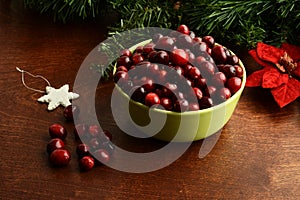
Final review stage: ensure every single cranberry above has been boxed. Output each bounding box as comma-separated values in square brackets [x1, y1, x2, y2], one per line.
[93, 149, 110, 164]
[145, 92, 160, 107]
[130, 86, 147, 103]
[120, 49, 132, 58]
[193, 42, 208, 54]
[152, 33, 163, 43]
[205, 86, 217, 97]
[89, 138, 101, 151]
[116, 66, 128, 73]
[170, 49, 189, 66]
[156, 51, 169, 65]
[218, 87, 231, 100]
[155, 36, 175, 51]
[212, 72, 227, 87]
[188, 67, 201, 80]
[134, 46, 144, 53]
[76, 143, 90, 159]
[174, 99, 189, 112]
[211, 45, 227, 64]
[192, 87, 203, 100]
[148, 51, 158, 63]
[177, 24, 190, 35]
[176, 34, 193, 49]
[195, 78, 207, 89]
[234, 65, 244, 78]
[183, 64, 193, 73]
[74, 124, 88, 140]
[49, 149, 71, 167]
[207, 48, 212, 55]
[63, 104, 80, 121]
[79, 156, 94, 171]
[113, 71, 128, 84]
[49, 124, 67, 140]
[199, 97, 213, 109]
[88, 125, 101, 137]
[47, 138, 65, 155]
[132, 53, 144, 65]
[160, 97, 173, 111]
[143, 43, 155, 54]
[227, 55, 239, 65]
[187, 51, 195, 63]
[202, 36, 215, 48]
[116, 56, 131, 68]
[227, 77, 242, 94]
[222, 65, 236, 78]
[199, 61, 215, 77]
[140, 77, 155, 92]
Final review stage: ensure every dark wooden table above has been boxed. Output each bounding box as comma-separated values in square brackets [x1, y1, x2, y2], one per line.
[1, 1, 300, 199]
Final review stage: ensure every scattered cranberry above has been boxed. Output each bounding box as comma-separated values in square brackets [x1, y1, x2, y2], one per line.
[49, 123, 67, 140]
[177, 24, 190, 35]
[93, 149, 110, 164]
[145, 92, 160, 107]
[49, 149, 71, 167]
[47, 138, 65, 155]
[79, 156, 94, 171]
[63, 104, 79, 121]
[76, 143, 90, 159]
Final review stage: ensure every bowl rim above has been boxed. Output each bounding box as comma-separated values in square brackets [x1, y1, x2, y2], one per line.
[113, 40, 246, 116]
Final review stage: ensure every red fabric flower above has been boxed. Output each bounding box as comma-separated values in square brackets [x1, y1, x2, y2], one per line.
[246, 42, 300, 107]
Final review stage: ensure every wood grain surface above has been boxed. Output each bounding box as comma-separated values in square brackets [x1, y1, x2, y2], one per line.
[1, 1, 300, 199]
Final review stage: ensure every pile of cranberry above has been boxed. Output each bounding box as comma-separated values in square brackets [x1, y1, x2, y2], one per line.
[113, 25, 244, 112]
[46, 105, 114, 171]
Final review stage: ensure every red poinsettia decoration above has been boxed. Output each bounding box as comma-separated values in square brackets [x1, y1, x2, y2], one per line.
[246, 42, 300, 107]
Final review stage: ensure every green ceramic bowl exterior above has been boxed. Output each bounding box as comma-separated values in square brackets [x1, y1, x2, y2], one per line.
[113, 40, 246, 142]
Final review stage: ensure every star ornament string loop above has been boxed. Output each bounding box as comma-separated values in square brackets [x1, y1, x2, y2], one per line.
[16, 67, 79, 111]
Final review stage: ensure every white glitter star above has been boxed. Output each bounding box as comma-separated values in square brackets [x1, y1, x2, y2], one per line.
[37, 84, 79, 111]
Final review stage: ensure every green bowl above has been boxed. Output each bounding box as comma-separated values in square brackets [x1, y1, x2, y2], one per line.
[113, 40, 246, 142]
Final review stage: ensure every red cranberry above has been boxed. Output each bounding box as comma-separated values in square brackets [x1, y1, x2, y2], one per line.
[189, 31, 195, 39]
[199, 97, 213, 109]
[177, 24, 190, 35]
[156, 51, 169, 65]
[148, 51, 158, 62]
[160, 97, 173, 111]
[63, 104, 79, 121]
[193, 42, 208, 53]
[234, 65, 244, 78]
[141, 77, 155, 92]
[202, 36, 215, 48]
[93, 149, 110, 164]
[117, 56, 131, 68]
[227, 55, 239, 65]
[120, 49, 132, 58]
[188, 67, 201, 80]
[193, 87, 203, 100]
[222, 65, 236, 78]
[49, 149, 71, 167]
[134, 46, 144, 53]
[227, 77, 242, 94]
[212, 72, 227, 87]
[76, 143, 90, 158]
[212, 45, 227, 64]
[130, 86, 147, 103]
[145, 92, 160, 107]
[88, 125, 100, 137]
[152, 33, 163, 43]
[143, 43, 155, 54]
[155, 36, 175, 51]
[195, 78, 207, 89]
[47, 138, 65, 155]
[74, 124, 88, 140]
[116, 66, 128, 73]
[113, 71, 128, 84]
[132, 53, 144, 65]
[199, 61, 215, 77]
[176, 34, 193, 49]
[79, 156, 94, 172]
[49, 124, 67, 140]
[162, 83, 178, 97]
[218, 87, 231, 100]
[205, 86, 217, 97]
[174, 99, 189, 112]
[170, 49, 189, 66]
